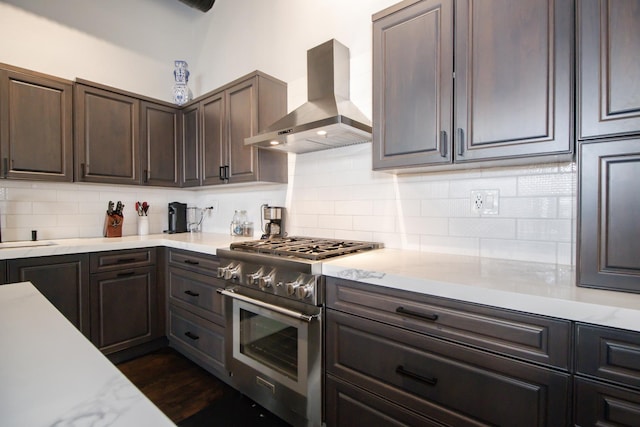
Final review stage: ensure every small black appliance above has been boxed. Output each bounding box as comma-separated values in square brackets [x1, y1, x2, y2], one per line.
[167, 202, 188, 233]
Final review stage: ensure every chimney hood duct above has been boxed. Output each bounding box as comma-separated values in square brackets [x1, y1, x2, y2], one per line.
[245, 39, 372, 154]
[178, 0, 215, 12]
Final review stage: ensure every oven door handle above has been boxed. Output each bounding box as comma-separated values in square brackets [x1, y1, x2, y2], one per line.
[217, 288, 319, 322]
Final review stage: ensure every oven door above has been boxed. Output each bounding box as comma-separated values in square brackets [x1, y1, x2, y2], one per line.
[219, 288, 322, 426]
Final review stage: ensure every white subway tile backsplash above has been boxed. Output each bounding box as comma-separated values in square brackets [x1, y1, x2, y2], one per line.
[420, 235, 480, 256]
[517, 219, 572, 242]
[318, 215, 352, 230]
[0, 145, 577, 267]
[449, 218, 517, 239]
[480, 239, 558, 264]
[518, 173, 575, 196]
[499, 197, 558, 218]
[449, 176, 518, 198]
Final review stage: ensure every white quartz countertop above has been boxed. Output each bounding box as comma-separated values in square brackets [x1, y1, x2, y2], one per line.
[0, 282, 175, 427]
[322, 248, 640, 333]
[0, 232, 251, 259]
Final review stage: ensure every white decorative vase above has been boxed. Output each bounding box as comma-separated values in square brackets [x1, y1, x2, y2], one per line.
[172, 60, 192, 106]
[137, 216, 149, 236]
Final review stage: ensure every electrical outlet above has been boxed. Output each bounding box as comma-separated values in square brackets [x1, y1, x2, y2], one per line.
[471, 190, 499, 215]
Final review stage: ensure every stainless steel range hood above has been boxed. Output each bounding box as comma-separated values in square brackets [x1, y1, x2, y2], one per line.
[245, 39, 372, 154]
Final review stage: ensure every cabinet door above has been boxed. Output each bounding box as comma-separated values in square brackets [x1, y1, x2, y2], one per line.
[578, 0, 640, 140]
[226, 78, 258, 184]
[181, 103, 201, 187]
[201, 91, 225, 185]
[75, 84, 140, 185]
[454, 0, 573, 162]
[574, 377, 640, 427]
[578, 139, 640, 292]
[90, 266, 158, 354]
[0, 68, 73, 181]
[8, 255, 90, 337]
[141, 101, 180, 187]
[372, 0, 454, 170]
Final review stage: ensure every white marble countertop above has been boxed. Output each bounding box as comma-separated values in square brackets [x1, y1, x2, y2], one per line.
[0, 232, 251, 260]
[322, 248, 640, 333]
[0, 282, 175, 427]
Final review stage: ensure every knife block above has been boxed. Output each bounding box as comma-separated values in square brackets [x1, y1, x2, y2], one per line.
[103, 214, 123, 238]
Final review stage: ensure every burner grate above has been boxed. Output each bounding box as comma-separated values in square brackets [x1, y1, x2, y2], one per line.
[230, 237, 382, 260]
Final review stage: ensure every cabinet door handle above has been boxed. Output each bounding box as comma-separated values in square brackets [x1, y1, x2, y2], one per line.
[184, 331, 200, 340]
[2, 157, 7, 178]
[143, 169, 149, 183]
[396, 365, 438, 386]
[184, 290, 200, 297]
[184, 259, 200, 265]
[457, 128, 465, 156]
[440, 131, 448, 158]
[117, 271, 135, 277]
[219, 166, 225, 181]
[224, 165, 230, 181]
[396, 306, 438, 322]
[116, 258, 137, 263]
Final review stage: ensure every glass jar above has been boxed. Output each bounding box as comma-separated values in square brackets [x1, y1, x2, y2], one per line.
[242, 221, 254, 237]
[230, 210, 247, 236]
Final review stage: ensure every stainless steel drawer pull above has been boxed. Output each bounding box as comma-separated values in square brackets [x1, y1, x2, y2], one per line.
[184, 290, 200, 297]
[117, 271, 135, 277]
[184, 259, 200, 265]
[184, 331, 199, 340]
[116, 258, 137, 263]
[396, 365, 438, 386]
[396, 306, 438, 322]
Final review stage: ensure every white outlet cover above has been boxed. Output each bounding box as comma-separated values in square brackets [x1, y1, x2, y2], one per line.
[471, 190, 499, 215]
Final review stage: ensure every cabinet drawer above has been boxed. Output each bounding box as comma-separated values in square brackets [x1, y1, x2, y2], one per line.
[326, 278, 571, 369]
[168, 267, 225, 324]
[326, 374, 445, 427]
[90, 248, 156, 272]
[326, 309, 570, 427]
[576, 324, 640, 390]
[574, 377, 640, 426]
[168, 249, 220, 276]
[169, 306, 225, 374]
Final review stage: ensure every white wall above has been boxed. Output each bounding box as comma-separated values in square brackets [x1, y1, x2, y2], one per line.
[0, 0, 576, 265]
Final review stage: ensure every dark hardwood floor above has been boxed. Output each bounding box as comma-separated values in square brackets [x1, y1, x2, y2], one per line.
[116, 347, 291, 426]
[116, 347, 227, 423]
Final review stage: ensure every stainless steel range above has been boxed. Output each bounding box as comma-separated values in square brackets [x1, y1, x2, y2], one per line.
[216, 237, 382, 427]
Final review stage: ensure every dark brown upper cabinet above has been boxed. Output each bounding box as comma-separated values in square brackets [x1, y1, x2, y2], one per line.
[141, 101, 181, 187]
[189, 71, 288, 186]
[578, 139, 640, 293]
[74, 81, 141, 185]
[578, 0, 640, 141]
[373, 0, 574, 172]
[181, 102, 201, 187]
[0, 64, 73, 181]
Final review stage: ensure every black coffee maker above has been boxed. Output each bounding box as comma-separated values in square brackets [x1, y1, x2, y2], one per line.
[167, 202, 188, 233]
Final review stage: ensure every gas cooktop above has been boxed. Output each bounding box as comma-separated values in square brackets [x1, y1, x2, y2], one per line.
[229, 236, 383, 261]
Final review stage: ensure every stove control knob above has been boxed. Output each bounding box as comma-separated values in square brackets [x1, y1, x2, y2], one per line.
[246, 270, 263, 286]
[258, 275, 273, 290]
[224, 265, 240, 281]
[285, 281, 300, 296]
[216, 266, 227, 279]
[296, 284, 314, 300]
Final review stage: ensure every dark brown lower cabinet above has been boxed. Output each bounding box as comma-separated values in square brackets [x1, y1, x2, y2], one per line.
[326, 375, 445, 427]
[574, 323, 640, 426]
[166, 249, 228, 381]
[326, 309, 570, 426]
[8, 254, 90, 337]
[90, 266, 159, 354]
[574, 378, 640, 426]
